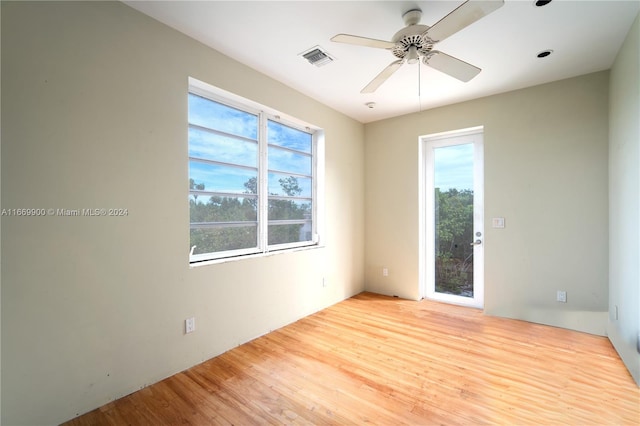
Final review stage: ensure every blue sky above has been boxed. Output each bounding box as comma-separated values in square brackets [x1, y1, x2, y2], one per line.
[189, 127, 257, 168]
[267, 120, 312, 153]
[189, 160, 256, 194]
[434, 143, 474, 191]
[190, 93, 474, 198]
[189, 94, 257, 140]
[189, 94, 313, 198]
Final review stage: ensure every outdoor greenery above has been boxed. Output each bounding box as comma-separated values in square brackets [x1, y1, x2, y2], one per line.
[435, 188, 474, 296]
[189, 176, 311, 256]
[190, 179, 471, 290]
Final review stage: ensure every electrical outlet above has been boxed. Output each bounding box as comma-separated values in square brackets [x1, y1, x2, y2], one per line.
[185, 317, 196, 334]
[382, 268, 389, 277]
[556, 290, 567, 303]
[322, 277, 327, 287]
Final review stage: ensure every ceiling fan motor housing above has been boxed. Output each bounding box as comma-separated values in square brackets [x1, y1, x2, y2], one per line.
[391, 17, 434, 61]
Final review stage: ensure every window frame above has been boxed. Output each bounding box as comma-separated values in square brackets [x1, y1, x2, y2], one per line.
[188, 77, 323, 264]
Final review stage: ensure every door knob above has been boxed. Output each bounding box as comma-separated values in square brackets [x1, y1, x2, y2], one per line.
[470, 239, 482, 246]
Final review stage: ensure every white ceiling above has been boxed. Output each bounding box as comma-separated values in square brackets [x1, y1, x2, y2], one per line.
[125, 0, 639, 123]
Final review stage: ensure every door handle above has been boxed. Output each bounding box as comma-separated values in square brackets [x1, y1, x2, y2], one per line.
[470, 239, 482, 246]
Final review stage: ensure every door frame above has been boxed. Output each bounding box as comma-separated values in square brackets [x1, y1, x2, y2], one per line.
[419, 126, 484, 308]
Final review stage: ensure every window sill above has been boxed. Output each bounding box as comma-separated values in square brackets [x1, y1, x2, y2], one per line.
[189, 243, 325, 268]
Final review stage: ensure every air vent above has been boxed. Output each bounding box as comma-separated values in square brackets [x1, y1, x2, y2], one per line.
[300, 46, 334, 67]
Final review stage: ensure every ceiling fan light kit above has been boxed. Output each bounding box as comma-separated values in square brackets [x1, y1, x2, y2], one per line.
[330, 0, 505, 93]
[406, 45, 420, 65]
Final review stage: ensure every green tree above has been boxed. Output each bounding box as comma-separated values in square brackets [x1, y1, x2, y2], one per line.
[435, 188, 474, 295]
[190, 175, 311, 255]
[189, 178, 205, 202]
[269, 176, 308, 245]
[190, 178, 257, 255]
[278, 176, 302, 197]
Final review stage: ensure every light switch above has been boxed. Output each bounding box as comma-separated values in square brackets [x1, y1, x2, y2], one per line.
[492, 217, 505, 228]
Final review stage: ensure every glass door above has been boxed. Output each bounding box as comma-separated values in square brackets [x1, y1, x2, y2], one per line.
[422, 128, 484, 308]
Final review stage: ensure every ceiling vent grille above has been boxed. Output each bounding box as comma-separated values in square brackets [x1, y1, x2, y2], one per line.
[301, 46, 334, 67]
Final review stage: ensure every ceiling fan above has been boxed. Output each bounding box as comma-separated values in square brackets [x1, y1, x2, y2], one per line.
[330, 0, 504, 93]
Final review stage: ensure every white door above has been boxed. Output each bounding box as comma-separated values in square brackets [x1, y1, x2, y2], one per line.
[421, 127, 484, 308]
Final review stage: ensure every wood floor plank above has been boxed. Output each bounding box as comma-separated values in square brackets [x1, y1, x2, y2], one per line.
[64, 292, 639, 425]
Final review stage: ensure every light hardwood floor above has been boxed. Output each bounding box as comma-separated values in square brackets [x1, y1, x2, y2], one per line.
[65, 292, 639, 425]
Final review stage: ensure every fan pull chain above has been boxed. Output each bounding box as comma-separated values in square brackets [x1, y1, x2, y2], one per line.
[418, 59, 423, 112]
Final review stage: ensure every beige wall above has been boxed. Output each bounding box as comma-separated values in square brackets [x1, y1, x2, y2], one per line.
[364, 71, 610, 334]
[0, 2, 364, 424]
[2, 1, 637, 424]
[608, 12, 640, 385]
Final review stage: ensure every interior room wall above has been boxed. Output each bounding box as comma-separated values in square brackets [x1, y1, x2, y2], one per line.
[608, 12, 640, 386]
[364, 71, 610, 335]
[0, 2, 365, 424]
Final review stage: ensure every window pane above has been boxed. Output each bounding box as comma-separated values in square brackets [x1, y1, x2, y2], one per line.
[189, 127, 257, 168]
[434, 143, 474, 297]
[268, 224, 312, 245]
[267, 173, 311, 197]
[189, 94, 257, 140]
[268, 199, 311, 221]
[188, 82, 319, 262]
[189, 161, 257, 194]
[190, 195, 257, 223]
[434, 143, 474, 191]
[190, 226, 257, 254]
[268, 120, 312, 153]
[268, 146, 311, 175]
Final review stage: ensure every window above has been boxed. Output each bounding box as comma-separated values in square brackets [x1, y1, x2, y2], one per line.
[188, 78, 322, 263]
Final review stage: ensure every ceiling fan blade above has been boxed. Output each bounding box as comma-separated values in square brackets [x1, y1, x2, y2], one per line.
[361, 60, 404, 93]
[424, 51, 481, 82]
[331, 34, 395, 50]
[424, 0, 504, 43]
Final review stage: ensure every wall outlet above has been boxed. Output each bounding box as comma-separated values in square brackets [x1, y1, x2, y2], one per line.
[556, 290, 567, 303]
[185, 317, 196, 334]
[322, 277, 327, 287]
[382, 268, 389, 277]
